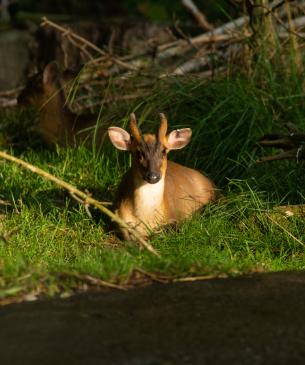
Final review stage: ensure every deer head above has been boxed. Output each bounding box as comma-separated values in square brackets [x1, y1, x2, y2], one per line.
[18, 61, 75, 109]
[108, 113, 192, 184]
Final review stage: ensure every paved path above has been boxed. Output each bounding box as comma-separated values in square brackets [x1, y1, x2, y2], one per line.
[2, 271, 305, 364]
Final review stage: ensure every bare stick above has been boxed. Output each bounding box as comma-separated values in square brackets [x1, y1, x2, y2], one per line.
[0, 97, 17, 108]
[164, 53, 213, 77]
[0, 199, 11, 206]
[66, 34, 94, 60]
[266, 213, 305, 247]
[41, 17, 139, 72]
[182, 0, 214, 31]
[0, 87, 23, 97]
[66, 272, 127, 290]
[41, 17, 106, 57]
[256, 150, 298, 163]
[157, 28, 246, 60]
[69, 191, 93, 218]
[157, 0, 288, 60]
[273, 204, 305, 217]
[173, 274, 227, 282]
[0, 151, 159, 256]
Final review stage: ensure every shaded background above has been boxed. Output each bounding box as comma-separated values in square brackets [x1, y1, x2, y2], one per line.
[6, 0, 237, 22]
[0, 0, 239, 88]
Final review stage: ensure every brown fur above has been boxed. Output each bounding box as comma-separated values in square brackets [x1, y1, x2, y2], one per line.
[115, 160, 216, 240]
[109, 120, 217, 240]
[18, 63, 107, 148]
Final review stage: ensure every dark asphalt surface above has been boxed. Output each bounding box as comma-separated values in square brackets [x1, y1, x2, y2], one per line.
[2, 271, 305, 364]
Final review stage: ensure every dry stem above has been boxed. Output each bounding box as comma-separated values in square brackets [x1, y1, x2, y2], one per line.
[0, 98, 17, 108]
[41, 17, 106, 57]
[266, 213, 305, 247]
[41, 17, 139, 72]
[181, 0, 214, 32]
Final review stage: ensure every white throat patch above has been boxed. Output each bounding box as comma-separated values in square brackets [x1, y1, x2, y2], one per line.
[134, 178, 165, 228]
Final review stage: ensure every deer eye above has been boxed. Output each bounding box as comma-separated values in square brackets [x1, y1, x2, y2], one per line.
[136, 150, 144, 161]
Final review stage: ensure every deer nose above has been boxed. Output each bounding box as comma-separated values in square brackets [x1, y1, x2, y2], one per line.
[145, 172, 161, 184]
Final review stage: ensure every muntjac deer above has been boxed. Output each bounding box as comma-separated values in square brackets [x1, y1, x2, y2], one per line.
[108, 113, 217, 240]
[18, 61, 106, 147]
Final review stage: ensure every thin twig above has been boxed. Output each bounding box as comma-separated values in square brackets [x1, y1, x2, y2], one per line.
[66, 34, 94, 60]
[173, 20, 201, 52]
[132, 268, 171, 283]
[0, 199, 11, 206]
[41, 17, 139, 72]
[0, 98, 17, 108]
[0, 87, 23, 97]
[257, 3, 305, 40]
[182, 0, 214, 32]
[0, 151, 159, 256]
[41, 17, 106, 57]
[70, 273, 127, 290]
[173, 274, 227, 282]
[69, 191, 92, 218]
[0, 227, 19, 244]
[157, 0, 291, 60]
[266, 213, 305, 247]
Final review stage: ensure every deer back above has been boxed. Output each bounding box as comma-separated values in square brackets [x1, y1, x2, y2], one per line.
[164, 161, 216, 221]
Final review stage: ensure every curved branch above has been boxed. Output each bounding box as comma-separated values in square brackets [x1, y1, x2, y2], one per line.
[0, 150, 159, 257]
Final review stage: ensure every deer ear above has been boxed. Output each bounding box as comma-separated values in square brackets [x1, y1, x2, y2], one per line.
[108, 127, 131, 151]
[43, 61, 59, 86]
[166, 128, 192, 150]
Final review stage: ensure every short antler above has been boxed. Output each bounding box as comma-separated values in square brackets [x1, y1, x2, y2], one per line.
[158, 113, 168, 144]
[129, 113, 142, 143]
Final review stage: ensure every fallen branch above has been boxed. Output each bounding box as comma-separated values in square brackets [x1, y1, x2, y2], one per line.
[41, 17, 106, 58]
[0, 199, 11, 206]
[0, 227, 19, 244]
[256, 126, 305, 163]
[0, 150, 159, 256]
[173, 274, 227, 282]
[61, 272, 127, 290]
[158, 0, 293, 61]
[0, 97, 17, 108]
[256, 149, 301, 163]
[41, 14, 243, 78]
[266, 213, 305, 247]
[126, 268, 226, 286]
[157, 22, 247, 60]
[273, 204, 305, 217]
[161, 54, 211, 77]
[182, 0, 214, 32]
[0, 87, 23, 97]
[41, 17, 139, 72]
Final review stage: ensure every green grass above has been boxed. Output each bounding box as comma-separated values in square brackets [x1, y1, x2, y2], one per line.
[1, 71, 305, 299]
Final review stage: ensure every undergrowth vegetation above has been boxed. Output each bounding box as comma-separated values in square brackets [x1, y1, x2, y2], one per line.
[1, 59, 305, 300]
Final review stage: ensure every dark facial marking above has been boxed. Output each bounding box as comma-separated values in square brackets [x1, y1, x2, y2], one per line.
[134, 136, 167, 184]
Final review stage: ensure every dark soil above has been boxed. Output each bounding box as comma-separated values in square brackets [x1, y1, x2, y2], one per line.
[2, 271, 305, 365]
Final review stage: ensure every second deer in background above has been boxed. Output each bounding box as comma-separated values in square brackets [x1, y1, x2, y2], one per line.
[18, 61, 107, 148]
